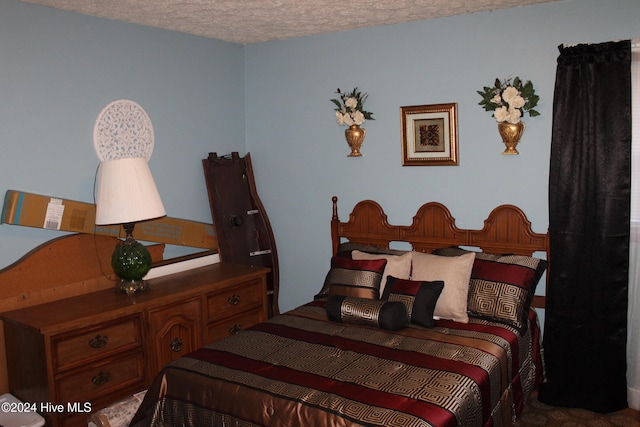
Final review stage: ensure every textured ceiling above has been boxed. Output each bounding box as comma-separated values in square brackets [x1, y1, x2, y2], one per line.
[23, 0, 561, 44]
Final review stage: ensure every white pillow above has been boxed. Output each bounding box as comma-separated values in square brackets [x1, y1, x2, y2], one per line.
[410, 251, 475, 323]
[351, 250, 412, 296]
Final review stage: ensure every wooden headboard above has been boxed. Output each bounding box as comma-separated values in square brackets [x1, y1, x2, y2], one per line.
[330, 197, 549, 307]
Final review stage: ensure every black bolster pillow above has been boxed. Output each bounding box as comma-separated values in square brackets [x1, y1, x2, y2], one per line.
[326, 295, 408, 331]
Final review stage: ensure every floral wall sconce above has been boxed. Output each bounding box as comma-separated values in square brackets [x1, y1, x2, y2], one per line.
[477, 77, 540, 154]
[331, 87, 374, 157]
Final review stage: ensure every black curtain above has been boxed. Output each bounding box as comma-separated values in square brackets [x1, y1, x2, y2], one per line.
[539, 41, 631, 413]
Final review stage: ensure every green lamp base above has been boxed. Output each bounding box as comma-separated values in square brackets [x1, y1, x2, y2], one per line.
[111, 225, 152, 295]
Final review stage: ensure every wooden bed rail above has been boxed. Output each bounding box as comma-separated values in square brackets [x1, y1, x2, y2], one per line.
[331, 197, 549, 308]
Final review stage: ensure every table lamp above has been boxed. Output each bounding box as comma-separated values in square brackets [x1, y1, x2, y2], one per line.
[95, 156, 166, 294]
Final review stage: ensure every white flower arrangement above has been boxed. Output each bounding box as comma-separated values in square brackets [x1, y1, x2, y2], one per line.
[331, 87, 374, 126]
[478, 77, 540, 124]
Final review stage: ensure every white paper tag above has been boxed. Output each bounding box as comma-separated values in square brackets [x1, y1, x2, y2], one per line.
[43, 198, 65, 230]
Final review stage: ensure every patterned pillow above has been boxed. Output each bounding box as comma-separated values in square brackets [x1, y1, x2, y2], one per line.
[315, 256, 387, 299]
[468, 253, 547, 333]
[325, 295, 408, 331]
[410, 251, 476, 323]
[351, 250, 412, 295]
[382, 276, 444, 328]
[433, 247, 547, 333]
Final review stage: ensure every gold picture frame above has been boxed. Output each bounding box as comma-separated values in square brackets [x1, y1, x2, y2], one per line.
[401, 103, 458, 166]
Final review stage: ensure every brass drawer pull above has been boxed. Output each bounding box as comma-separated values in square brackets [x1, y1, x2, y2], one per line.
[229, 324, 242, 335]
[170, 337, 184, 352]
[91, 371, 111, 386]
[88, 334, 109, 349]
[227, 294, 240, 305]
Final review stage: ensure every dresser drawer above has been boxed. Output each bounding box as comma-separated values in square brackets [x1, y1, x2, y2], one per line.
[207, 278, 264, 322]
[52, 315, 143, 372]
[55, 351, 145, 403]
[207, 309, 264, 342]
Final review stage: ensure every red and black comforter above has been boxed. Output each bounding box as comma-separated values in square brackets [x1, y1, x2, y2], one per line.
[130, 301, 543, 427]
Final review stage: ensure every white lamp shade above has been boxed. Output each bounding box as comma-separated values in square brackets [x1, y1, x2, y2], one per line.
[95, 157, 166, 225]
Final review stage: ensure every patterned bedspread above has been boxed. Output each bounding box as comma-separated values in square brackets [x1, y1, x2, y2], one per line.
[130, 301, 543, 427]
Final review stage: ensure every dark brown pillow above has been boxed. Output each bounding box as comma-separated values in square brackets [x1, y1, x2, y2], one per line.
[326, 295, 408, 331]
[382, 276, 444, 328]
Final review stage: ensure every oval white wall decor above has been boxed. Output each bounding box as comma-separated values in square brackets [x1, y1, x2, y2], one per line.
[93, 99, 154, 161]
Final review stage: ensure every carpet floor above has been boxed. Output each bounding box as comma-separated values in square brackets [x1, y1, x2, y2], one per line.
[516, 391, 640, 427]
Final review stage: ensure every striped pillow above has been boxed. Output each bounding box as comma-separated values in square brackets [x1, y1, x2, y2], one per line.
[316, 256, 387, 300]
[468, 253, 547, 333]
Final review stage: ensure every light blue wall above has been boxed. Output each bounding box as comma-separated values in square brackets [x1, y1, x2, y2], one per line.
[244, 0, 640, 313]
[0, 0, 244, 266]
[1, 0, 639, 320]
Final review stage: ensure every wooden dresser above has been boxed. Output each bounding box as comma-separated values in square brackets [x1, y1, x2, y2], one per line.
[2, 261, 269, 427]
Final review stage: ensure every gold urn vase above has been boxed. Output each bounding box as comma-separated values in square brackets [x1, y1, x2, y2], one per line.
[345, 124, 366, 157]
[497, 121, 525, 155]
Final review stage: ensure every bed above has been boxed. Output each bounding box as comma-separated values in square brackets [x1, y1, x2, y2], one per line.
[129, 197, 548, 427]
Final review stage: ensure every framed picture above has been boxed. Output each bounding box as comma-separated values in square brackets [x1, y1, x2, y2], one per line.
[400, 103, 458, 166]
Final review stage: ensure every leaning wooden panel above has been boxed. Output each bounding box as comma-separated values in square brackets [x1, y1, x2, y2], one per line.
[400, 202, 468, 252]
[203, 152, 279, 317]
[468, 205, 548, 256]
[331, 197, 399, 254]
